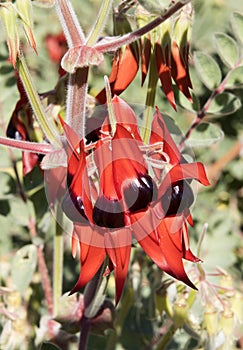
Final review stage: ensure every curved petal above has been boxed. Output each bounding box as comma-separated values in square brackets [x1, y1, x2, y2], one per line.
[104, 229, 132, 304]
[150, 109, 181, 165]
[156, 218, 196, 289]
[171, 41, 192, 102]
[155, 43, 176, 110]
[70, 225, 106, 294]
[96, 45, 139, 105]
[158, 162, 210, 198]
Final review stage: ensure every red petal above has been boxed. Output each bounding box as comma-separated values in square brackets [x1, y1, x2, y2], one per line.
[96, 45, 139, 104]
[111, 96, 142, 142]
[155, 44, 176, 110]
[171, 41, 192, 102]
[150, 108, 181, 164]
[112, 125, 147, 198]
[45, 166, 66, 207]
[158, 162, 210, 198]
[141, 37, 151, 86]
[70, 225, 106, 293]
[104, 229, 132, 304]
[131, 209, 169, 270]
[156, 218, 196, 289]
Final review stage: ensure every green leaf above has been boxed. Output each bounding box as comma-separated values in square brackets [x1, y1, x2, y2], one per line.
[207, 92, 242, 116]
[176, 90, 200, 113]
[11, 244, 37, 295]
[194, 52, 222, 90]
[225, 66, 243, 88]
[214, 32, 239, 68]
[231, 12, 243, 44]
[40, 343, 61, 350]
[188, 122, 224, 147]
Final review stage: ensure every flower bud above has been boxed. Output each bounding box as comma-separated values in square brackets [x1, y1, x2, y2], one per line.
[172, 296, 188, 328]
[204, 307, 218, 336]
[0, 3, 19, 67]
[16, 0, 36, 52]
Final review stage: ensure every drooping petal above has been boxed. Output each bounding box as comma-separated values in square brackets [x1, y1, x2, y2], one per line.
[104, 229, 132, 304]
[156, 217, 196, 289]
[158, 162, 210, 198]
[150, 108, 181, 165]
[155, 43, 176, 110]
[131, 209, 169, 270]
[96, 45, 139, 105]
[171, 41, 192, 102]
[70, 225, 106, 294]
[141, 37, 151, 86]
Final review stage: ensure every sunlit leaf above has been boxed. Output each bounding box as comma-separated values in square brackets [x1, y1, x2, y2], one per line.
[194, 52, 222, 90]
[207, 92, 241, 116]
[11, 244, 37, 295]
[225, 66, 243, 88]
[231, 12, 243, 44]
[188, 122, 224, 147]
[214, 32, 239, 68]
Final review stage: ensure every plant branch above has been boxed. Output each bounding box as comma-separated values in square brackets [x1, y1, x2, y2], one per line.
[179, 59, 243, 150]
[86, 0, 114, 46]
[55, 0, 85, 48]
[0, 136, 53, 153]
[28, 217, 53, 316]
[94, 0, 191, 52]
[53, 204, 64, 317]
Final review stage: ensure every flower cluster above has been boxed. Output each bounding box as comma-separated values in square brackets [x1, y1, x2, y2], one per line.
[58, 96, 209, 303]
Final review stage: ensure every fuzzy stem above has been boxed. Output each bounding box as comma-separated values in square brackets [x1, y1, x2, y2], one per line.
[66, 67, 89, 138]
[17, 54, 61, 148]
[53, 204, 64, 317]
[55, 0, 85, 48]
[0, 136, 53, 153]
[86, 0, 114, 46]
[141, 51, 158, 144]
[95, 0, 191, 52]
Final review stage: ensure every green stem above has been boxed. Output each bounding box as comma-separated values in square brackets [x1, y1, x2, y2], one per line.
[17, 54, 61, 148]
[155, 323, 177, 350]
[106, 286, 134, 350]
[53, 204, 64, 317]
[141, 51, 158, 144]
[86, 0, 114, 46]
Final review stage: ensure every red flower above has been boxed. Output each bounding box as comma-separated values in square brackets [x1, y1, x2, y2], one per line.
[59, 96, 209, 303]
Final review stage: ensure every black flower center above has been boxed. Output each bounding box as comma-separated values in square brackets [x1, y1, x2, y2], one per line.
[61, 190, 88, 223]
[93, 195, 125, 228]
[161, 180, 194, 216]
[123, 174, 158, 213]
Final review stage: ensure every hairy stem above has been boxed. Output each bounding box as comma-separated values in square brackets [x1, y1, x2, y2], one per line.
[86, 0, 114, 46]
[95, 0, 191, 52]
[55, 0, 85, 48]
[0, 136, 53, 153]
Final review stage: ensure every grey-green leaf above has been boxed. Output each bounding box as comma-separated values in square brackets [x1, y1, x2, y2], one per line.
[207, 92, 242, 116]
[188, 122, 224, 147]
[231, 12, 243, 44]
[11, 244, 37, 295]
[225, 66, 243, 88]
[194, 52, 222, 90]
[214, 32, 239, 68]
